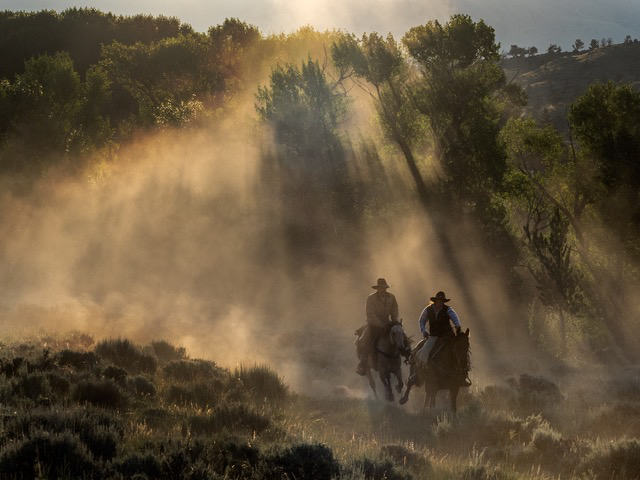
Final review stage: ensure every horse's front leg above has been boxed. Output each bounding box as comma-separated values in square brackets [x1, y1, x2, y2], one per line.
[399, 364, 416, 405]
[365, 368, 378, 399]
[423, 384, 436, 410]
[450, 386, 459, 413]
[394, 367, 404, 393]
[379, 371, 394, 402]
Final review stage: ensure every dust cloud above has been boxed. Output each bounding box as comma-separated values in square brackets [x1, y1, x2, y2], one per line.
[0, 97, 547, 400]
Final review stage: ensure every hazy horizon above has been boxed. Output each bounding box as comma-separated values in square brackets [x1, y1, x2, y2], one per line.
[3, 0, 639, 51]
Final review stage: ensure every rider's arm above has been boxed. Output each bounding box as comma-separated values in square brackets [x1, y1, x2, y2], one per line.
[418, 307, 429, 336]
[390, 294, 399, 322]
[448, 307, 461, 328]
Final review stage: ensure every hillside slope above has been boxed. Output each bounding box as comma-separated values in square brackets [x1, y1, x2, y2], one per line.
[503, 42, 640, 130]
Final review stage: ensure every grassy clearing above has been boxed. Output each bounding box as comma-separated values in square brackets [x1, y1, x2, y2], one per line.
[0, 332, 638, 479]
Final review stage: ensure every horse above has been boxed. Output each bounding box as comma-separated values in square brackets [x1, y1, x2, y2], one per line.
[363, 320, 412, 402]
[399, 328, 470, 413]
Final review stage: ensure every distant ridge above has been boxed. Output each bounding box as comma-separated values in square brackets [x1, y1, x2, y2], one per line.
[502, 42, 640, 131]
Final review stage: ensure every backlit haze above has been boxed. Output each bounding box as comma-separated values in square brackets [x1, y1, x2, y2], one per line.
[4, 0, 640, 51]
[1, 0, 638, 399]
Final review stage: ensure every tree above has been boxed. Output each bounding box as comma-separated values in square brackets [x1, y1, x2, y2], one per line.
[256, 57, 345, 159]
[624, 35, 633, 44]
[524, 208, 584, 356]
[255, 57, 355, 256]
[527, 46, 538, 56]
[331, 32, 427, 201]
[569, 82, 640, 192]
[0, 51, 83, 170]
[508, 44, 528, 57]
[572, 39, 584, 52]
[0, 9, 193, 79]
[547, 44, 562, 54]
[589, 39, 599, 51]
[99, 33, 213, 128]
[402, 14, 519, 201]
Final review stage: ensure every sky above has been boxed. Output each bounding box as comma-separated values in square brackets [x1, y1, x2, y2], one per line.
[2, 0, 639, 51]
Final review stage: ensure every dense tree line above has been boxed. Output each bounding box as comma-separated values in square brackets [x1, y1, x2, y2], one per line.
[1, 9, 639, 360]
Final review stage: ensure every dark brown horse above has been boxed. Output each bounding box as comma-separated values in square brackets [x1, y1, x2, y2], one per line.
[399, 328, 470, 412]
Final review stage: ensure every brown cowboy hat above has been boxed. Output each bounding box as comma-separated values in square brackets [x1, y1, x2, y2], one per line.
[430, 291, 450, 302]
[372, 278, 391, 289]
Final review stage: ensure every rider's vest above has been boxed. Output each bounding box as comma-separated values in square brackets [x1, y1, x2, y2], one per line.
[427, 305, 455, 337]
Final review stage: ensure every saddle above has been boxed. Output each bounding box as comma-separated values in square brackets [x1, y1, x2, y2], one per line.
[408, 336, 448, 365]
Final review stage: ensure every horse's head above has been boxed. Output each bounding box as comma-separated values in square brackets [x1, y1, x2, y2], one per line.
[452, 328, 471, 369]
[388, 322, 407, 350]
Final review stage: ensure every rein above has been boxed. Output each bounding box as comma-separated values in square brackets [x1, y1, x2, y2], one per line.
[376, 345, 400, 359]
[375, 325, 404, 359]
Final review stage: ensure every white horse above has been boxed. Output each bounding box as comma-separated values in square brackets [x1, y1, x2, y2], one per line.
[363, 320, 412, 402]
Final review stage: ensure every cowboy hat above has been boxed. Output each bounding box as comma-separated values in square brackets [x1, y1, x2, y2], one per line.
[372, 278, 391, 289]
[430, 291, 450, 302]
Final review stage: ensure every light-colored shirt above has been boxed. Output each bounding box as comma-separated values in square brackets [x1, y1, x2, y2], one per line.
[366, 291, 399, 328]
[419, 304, 461, 335]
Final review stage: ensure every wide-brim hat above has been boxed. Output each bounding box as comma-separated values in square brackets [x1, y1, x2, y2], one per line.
[430, 291, 450, 302]
[372, 278, 391, 289]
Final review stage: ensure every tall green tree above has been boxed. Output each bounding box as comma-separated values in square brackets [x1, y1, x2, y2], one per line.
[525, 208, 585, 356]
[256, 57, 356, 257]
[331, 32, 427, 201]
[100, 33, 213, 128]
[0, 52, 83, 171]
[402, 14, 521, 202]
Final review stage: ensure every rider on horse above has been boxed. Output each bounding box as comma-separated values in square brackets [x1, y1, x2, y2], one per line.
[412, 291, 471, 387]
[355, 278, 401, 376]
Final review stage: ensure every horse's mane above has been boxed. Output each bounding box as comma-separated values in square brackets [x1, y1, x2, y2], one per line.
[385, 320, 413, 345]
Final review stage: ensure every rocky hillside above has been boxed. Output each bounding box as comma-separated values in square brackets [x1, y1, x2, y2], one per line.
[503, 42, 640, 131]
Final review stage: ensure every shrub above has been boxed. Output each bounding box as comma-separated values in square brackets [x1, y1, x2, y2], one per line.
[95, 338, 158, 374]
[580, 438, 640, 479]
[139, 408, 175, 431]
[461, 465, 513, 480]
[527, 425, 564, 456]
[346, 457, 413, 480]
[11, 372, 51, 403]
[46, 371, 71, 397]
[128, 375, 157, 397]
[0, 356, 25, 378]
[115, 451, 163, 478]
[609, 374, 640, 401]
[56, 349, 99, 370]
[506, 374, 563, 403]
[103, 364, 129, 384]
[380, 444, 431, 472]
[234, 364, 288, 405]
[165, 382, 220, 408]
[480, 374, 564, 413]
[261, 443, 340, 480]
[587, 403, 640, 437]
[0, 430, 96, 478]
[163, 359, 227, 382]
[203, 439, 261, 478]
[150, 340, 187, 364]
[74, 378, 129, 409]
[1, 408, 123, 460]
[188, 403, 270, 436]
